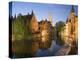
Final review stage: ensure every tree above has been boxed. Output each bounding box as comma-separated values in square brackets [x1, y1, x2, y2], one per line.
[55, 21, 65, 45]
[55, 21, 65, 32]
[12, 14, 25, 40]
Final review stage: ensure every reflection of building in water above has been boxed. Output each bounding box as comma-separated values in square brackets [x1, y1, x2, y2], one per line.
[64, 6, 78, 46]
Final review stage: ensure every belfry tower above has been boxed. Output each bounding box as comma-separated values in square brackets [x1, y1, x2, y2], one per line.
[48, 12, 53, 25]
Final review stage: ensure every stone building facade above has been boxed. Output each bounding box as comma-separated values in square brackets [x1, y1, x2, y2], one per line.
[23, 11, 39, 34]
[64, 6, 78, 46]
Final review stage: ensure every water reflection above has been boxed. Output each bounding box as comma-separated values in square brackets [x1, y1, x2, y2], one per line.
[12, 36, 63, 58]
[36, 40, 61, 56]
[12, 32, 76, 58]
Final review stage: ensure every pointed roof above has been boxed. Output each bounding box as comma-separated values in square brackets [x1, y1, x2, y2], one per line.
[31, 10, 34, 16]
[71, 5, 75, 12]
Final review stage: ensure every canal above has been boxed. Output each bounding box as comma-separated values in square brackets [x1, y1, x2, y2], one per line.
[12, 35, 77, 58]
[12, 38, 65, 58]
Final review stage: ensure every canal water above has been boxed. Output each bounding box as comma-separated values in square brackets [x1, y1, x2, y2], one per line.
[35, 40, 62, 57]
[12, 39, 63, 58]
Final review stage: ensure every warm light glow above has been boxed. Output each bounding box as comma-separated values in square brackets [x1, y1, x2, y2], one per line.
[42, 37, 46, 42]
[42, 30, 47, 36]
[41, 30, 48, 42]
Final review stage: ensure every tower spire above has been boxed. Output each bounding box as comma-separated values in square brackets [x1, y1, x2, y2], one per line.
[71, 5, 74, 12]
[31, 10, 34, 16]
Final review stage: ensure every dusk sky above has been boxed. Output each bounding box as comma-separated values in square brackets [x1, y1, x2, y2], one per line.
[10, 1, 78, 25]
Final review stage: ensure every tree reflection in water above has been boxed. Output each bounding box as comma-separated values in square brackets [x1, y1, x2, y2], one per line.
[12, 30, 77, 58]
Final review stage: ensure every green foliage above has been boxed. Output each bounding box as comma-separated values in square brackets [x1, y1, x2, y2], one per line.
[55, 21, 65, 45]
[12, 14, 25, 40]
[55, 21, 65, 32]
[12, 14, 33, 41]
